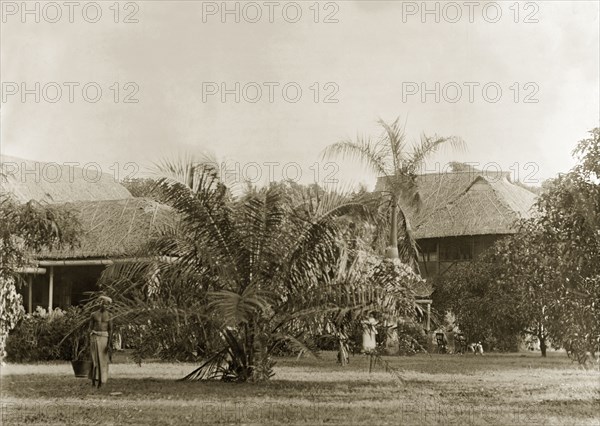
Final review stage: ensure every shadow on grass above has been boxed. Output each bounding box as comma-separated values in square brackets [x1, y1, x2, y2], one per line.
[3, 351, 592, 403]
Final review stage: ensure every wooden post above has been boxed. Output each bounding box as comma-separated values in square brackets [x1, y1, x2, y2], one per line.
[436, 240, 440, 275]
[27, 275, 33, 314]
[48, 266, 54, 311]
[426, 303, 431, 332]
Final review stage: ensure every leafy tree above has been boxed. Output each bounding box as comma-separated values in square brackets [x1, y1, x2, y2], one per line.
[432, 249, 526, 352]
[535, 128, 600, 361]
[100, 159, 421, 382]
[494, 221, 561, 356]
[434, 128, 600, 361]
[433, 211, 588, 357]
[322, 117, 463, 267]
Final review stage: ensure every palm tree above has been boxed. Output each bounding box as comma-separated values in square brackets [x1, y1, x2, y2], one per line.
[99, 158, 418, 381]
[322, 117, 464, 267]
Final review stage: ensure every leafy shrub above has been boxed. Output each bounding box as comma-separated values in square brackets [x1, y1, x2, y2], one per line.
[484, 334, 520, 352]
[1, 276, 25, 362]
[5, 306, 87, 362]
[396, 320, 428, 356]
[119, 319, 221, 364]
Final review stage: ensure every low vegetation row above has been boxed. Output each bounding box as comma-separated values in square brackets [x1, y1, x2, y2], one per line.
[4, 305, 430, 364]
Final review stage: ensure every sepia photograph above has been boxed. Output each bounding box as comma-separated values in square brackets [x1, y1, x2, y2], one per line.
[1, 1, 599, 424]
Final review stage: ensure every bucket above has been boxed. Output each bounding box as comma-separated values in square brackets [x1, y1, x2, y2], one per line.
[71, 360, 92, 378]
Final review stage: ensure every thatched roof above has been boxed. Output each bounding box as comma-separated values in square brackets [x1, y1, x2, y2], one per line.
[0, 155, 132, 203]
[36, 198, 176, 259]
[376, 171, 537, 239]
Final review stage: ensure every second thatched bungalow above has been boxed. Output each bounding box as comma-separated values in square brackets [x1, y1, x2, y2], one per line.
[377, 169, 538, 278]
[375, 169, 537, 332]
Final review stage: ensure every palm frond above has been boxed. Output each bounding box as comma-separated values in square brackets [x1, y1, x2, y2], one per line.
[321, 138, 388, 177]
[180, 347, 230, 381]
[270, 332, 320, 359]
[155, 175, 241, 285]
[207, 285, 271, 327]
[151, 152, 222, 193]
[233, 187, 287, 288]
[409, 134, 465, 172]
[396, 208, 420, 268]
[376, 117, 407, 172]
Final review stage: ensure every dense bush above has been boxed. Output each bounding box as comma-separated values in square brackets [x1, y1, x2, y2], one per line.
[5, 306, 87, 362]
[311, 317, 427, 357]
[396, 320, 428, 356]
[1, 276, 25, 361]
[119, 320, 221, 364]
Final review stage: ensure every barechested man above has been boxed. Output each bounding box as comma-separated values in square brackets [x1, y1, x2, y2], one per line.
[88, 295, 113, 388]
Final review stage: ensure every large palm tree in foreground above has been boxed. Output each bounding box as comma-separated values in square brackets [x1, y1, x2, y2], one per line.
[100, 158, 422, 381]
[322, 117, 464, 267]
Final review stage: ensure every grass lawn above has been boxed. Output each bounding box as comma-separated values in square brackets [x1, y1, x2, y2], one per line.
[1, 351, 598, 425]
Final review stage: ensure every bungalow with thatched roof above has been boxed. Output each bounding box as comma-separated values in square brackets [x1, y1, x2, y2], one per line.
[1, 156, 174, 312]
[376, 170, 537, 333]
[376, 170, 537, 279]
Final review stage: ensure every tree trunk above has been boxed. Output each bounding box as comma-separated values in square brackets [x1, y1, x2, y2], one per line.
[539, 335, 547, 357]
[537, 325, 547, 357]
[383, 196, 400, 353]
[386, 197, 399, 259]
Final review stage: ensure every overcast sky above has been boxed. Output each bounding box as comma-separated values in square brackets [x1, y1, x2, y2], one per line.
[1, 0, 598, 188]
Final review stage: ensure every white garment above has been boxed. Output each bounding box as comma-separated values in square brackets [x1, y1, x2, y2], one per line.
[362, 317, 378, 352]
